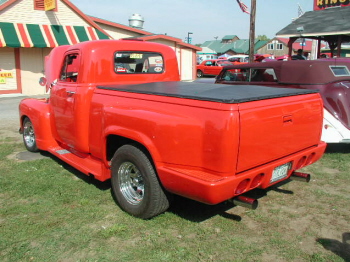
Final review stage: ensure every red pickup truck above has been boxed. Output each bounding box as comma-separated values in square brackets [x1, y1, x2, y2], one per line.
[19, 39, 326, 218]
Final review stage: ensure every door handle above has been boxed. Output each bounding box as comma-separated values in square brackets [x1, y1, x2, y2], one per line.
[66, 91, 75, 94]
[283, 115, 293, 125]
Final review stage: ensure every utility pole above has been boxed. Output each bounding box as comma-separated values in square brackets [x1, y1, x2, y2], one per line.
[249, 0, 256, 63]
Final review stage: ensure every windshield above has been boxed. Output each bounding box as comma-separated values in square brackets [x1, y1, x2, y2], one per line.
[217, 60, 232, 66]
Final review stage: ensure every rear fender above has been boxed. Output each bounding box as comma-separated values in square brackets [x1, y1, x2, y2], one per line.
[104, 126, 162, 168]
[19, 98, 58, 150]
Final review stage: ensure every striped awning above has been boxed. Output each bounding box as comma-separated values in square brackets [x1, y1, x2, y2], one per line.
[0, 22, 110, 48]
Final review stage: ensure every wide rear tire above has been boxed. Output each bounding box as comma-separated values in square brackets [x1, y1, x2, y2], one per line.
[111, 145, 169, 219]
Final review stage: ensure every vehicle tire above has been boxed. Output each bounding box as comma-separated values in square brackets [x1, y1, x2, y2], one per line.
[197, 70, 203, 78]
[111, 144, 170, 219]
[22, 117, 39, 152]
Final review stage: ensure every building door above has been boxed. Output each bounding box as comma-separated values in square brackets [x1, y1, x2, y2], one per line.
[0, 48, 20, 94]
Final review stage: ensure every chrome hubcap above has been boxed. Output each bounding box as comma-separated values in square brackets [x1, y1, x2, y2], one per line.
[23, 121, 35, 148]
[118, 162, 144, 205]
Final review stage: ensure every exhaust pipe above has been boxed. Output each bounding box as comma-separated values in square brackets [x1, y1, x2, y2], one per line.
[290, 172, 311, 183]
[230, 196, 258, 210]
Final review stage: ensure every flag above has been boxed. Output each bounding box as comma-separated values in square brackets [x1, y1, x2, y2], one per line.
[236, 0, 250, 14]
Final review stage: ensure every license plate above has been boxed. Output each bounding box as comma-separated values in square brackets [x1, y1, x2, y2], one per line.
[270, 162, 291, 183]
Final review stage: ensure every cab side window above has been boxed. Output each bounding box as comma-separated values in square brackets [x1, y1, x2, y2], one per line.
[59, 53, 80, 83]
[221, 69, 248, 82]
[250, 68, 277, 82]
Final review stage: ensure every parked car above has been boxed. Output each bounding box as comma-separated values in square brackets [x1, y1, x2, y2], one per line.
[196, 59, 232, 78]
[215, 59, 350, 143]
[227, 55, 249, 63]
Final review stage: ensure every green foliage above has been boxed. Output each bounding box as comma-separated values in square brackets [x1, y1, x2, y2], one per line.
[256, 35, 270, 41]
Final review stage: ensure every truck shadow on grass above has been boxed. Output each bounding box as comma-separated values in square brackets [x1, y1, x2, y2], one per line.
[316, 232, 350, 262]
[45, 152, 112, 191]
[167, 181, 296, 222]
[325, 143, 350, 154]
[43, 151, 301, 222]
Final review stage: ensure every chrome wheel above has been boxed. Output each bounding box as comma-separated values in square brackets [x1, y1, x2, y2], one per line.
[22, 118, 38, 152]
[23, 120, 35, 148]
[118, 162, 144, 205]
[111, 145, 170, 218]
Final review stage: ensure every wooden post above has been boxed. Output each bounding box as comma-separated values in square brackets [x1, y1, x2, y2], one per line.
[317, 38, 321, 59]
[337, 35, 342, 57]
[288, 37, 297, 60]
[249, 0, 256, 63]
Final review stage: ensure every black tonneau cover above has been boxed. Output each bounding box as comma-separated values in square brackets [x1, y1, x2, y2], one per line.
[97, 81, 318, 104]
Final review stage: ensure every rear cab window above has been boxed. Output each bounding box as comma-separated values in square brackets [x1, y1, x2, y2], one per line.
[114, 52, 164, 74]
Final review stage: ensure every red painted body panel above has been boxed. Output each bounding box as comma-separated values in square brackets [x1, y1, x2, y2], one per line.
[89, 89, 240, 175]
[237, 94, 323, 172]
[19, 98, 57, 150]
[158, 142, 326, 204]
[19, 40, 326, 206]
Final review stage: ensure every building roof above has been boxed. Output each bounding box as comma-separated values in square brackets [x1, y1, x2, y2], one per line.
[0, 0, 201, 51]
[89, 16, 154, 36]
[276, 6, 350, 38]
[197, 46, 216, 54]
[0, 0, 111, 39]
[202, 39, 268, 54]
[277, 37, 313, 52]
[222, 35, 237, 40]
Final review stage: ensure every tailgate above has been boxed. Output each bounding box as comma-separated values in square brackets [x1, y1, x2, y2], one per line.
[237, 93, 323, 173]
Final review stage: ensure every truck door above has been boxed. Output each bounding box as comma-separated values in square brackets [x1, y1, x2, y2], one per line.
[50, 51, 80, 149]
[203, 61, 214, 75]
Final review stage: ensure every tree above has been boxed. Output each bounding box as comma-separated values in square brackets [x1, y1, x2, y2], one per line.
[256, 35, 270, 41]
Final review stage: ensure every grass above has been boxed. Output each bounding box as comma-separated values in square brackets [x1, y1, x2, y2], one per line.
[1, 141, 350, 262]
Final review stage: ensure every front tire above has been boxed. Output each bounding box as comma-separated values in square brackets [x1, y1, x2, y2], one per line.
[111, 145, 169, 219]
[22, 117, 39, 152]
[197, 70, 203, 78]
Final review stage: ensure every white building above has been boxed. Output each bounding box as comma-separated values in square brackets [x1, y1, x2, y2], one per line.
[0, 0, 200, 95]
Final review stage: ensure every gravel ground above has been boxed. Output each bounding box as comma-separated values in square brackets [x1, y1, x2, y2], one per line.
[0, 95, 48, 141]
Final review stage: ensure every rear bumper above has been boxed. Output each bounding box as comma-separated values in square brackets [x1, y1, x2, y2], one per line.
[158, 142, 326, 205]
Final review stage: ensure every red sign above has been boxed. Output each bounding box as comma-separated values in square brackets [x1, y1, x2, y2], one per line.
[314, 0, 350, 10]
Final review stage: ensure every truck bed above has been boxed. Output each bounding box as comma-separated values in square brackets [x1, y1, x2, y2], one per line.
[97, 81, 319, 103]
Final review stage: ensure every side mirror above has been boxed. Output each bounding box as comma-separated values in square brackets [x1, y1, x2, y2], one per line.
[39, 77, 47, 86]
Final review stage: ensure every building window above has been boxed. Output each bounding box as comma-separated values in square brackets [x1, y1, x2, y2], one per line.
[34, 0, 58, 11]
[267, 43, 274, 50]
[276, 43, 283, 50]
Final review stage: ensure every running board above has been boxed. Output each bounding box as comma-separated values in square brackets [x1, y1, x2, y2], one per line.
[47, 146, 108, 181]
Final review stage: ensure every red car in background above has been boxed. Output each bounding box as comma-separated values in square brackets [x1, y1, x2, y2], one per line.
[196, 59, 232, 78]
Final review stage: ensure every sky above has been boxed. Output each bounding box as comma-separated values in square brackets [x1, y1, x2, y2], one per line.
[69, 0, 314, 44]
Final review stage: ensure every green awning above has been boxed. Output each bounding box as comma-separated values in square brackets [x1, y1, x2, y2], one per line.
[0, 22, 110, 48]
